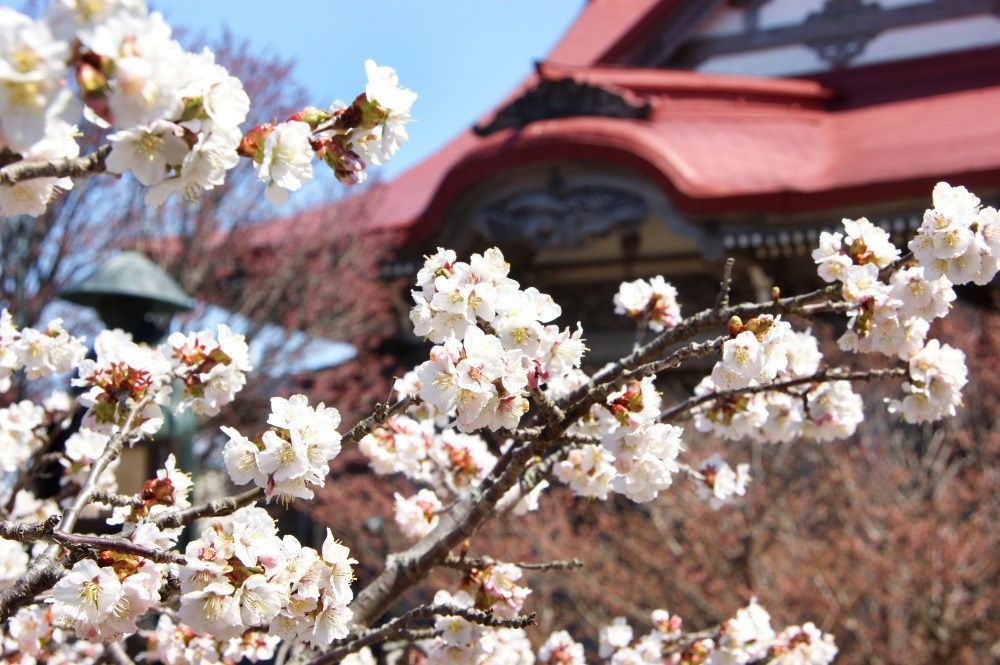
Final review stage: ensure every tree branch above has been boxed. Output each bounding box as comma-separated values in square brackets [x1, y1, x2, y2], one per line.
[0, 145, 112, 186]
[310, 603, 536, 665]
[50, 530, 187, 565]
[659, 366, 908, 423]
[441, 554, 583, 572]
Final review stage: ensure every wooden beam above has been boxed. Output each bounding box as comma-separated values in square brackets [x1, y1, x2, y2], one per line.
[625, 0, 727, 66]
[663, 0, 1000, 69]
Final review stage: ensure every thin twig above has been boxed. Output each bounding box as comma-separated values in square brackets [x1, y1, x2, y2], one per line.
[441, 554, 583, 572]
[344, 394, 414, 444]
[151, 486, 264, 530]
[715, 257, 735, 309]
[660, 366, 908, 424]
[661, 626, 721, 656]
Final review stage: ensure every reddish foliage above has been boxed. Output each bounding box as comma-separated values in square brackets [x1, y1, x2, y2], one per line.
[306, 300, 999, 662]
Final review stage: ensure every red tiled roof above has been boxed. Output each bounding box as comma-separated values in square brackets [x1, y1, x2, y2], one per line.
[340, 68, 1000, 243]
[271, 1, 1000, 245]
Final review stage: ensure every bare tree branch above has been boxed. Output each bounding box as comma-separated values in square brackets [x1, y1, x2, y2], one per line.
[0, 145, 111, 186]
[309, 603, 536, 665]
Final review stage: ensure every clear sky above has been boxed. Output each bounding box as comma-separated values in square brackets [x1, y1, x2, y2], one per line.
[154, 1, 586, 182]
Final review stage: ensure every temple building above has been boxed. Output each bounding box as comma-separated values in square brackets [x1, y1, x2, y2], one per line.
[303, 0, 1000, 362]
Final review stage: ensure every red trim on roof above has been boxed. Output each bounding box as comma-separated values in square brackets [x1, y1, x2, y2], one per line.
[347, 74, 1000, 246]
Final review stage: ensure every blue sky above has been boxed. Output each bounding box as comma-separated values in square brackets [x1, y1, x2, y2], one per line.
[155, 1, 586, 182]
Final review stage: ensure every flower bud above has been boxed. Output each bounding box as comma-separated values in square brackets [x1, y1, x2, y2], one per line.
[286, 106, 331, 129]
[237, 123, 274, 161]
[728, 316, 743, 337]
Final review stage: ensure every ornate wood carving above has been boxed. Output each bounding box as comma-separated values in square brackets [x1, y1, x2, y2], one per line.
[471, 185, 648, 249]
[473, 78, 651, 137]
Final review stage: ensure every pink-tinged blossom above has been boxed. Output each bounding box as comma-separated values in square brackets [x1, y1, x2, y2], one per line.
[715, 598, 776, 663]
[812, 231, 851, 283]
[613, 276, 682, 332]
[768, 623, 838, 665]
[220, 395, 342, 502]
[49, 559, 123, 637]
[538, 630, 586, 665]
[842, 217, 900, 268]
[887, 339, 968, 423]
[255, 120, 314, 207]
[393, 488, 442, 540]
[712, 331, 765, 390]
[553, 444, 616, 500]
[696, 454, 751, 510]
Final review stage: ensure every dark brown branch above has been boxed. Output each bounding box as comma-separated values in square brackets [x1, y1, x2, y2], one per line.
[344, 395, 414, 444]
[90, 490, 145, 509]
[151, 487, 264, 530]
[660, 366, 908, 423]
[50, 530, 186, 565]
[0, 145, 112, 186]
[310, 603, 536, 665]
[558, 283, 843, 412]
[0, 515, 59, 543]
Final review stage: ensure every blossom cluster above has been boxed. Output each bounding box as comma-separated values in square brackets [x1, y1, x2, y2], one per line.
[142, 614, 279, 665]
[909, 182, 1000, 286]
[587, 600, 837, 665]
[409, 595, 835, 665]
[0, 392, 73, 474]
[410, 247, 585, 433]
[694, 331, 864, 445]
[0, 3, 414, 214]
[179, 507, 355, 646]
[613, 276, 682, 332]
[105, 453, 192, 531]
[555, 375, 684, 504]
[694, 453, 751, 510]
[239, 58, 417, 204]
[0, 310, 87, 391]
[420, 570, 534, 665]
[74, 328, 173, 435]
[812, 183, 976, 422]
[49, 521, 176, 641]
[358, 401, 500, 540]
[221, 394, 343, 503]
[165, 324, 252, 416]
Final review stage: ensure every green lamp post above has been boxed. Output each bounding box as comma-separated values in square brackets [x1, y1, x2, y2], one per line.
[60, 251, 194, 343]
